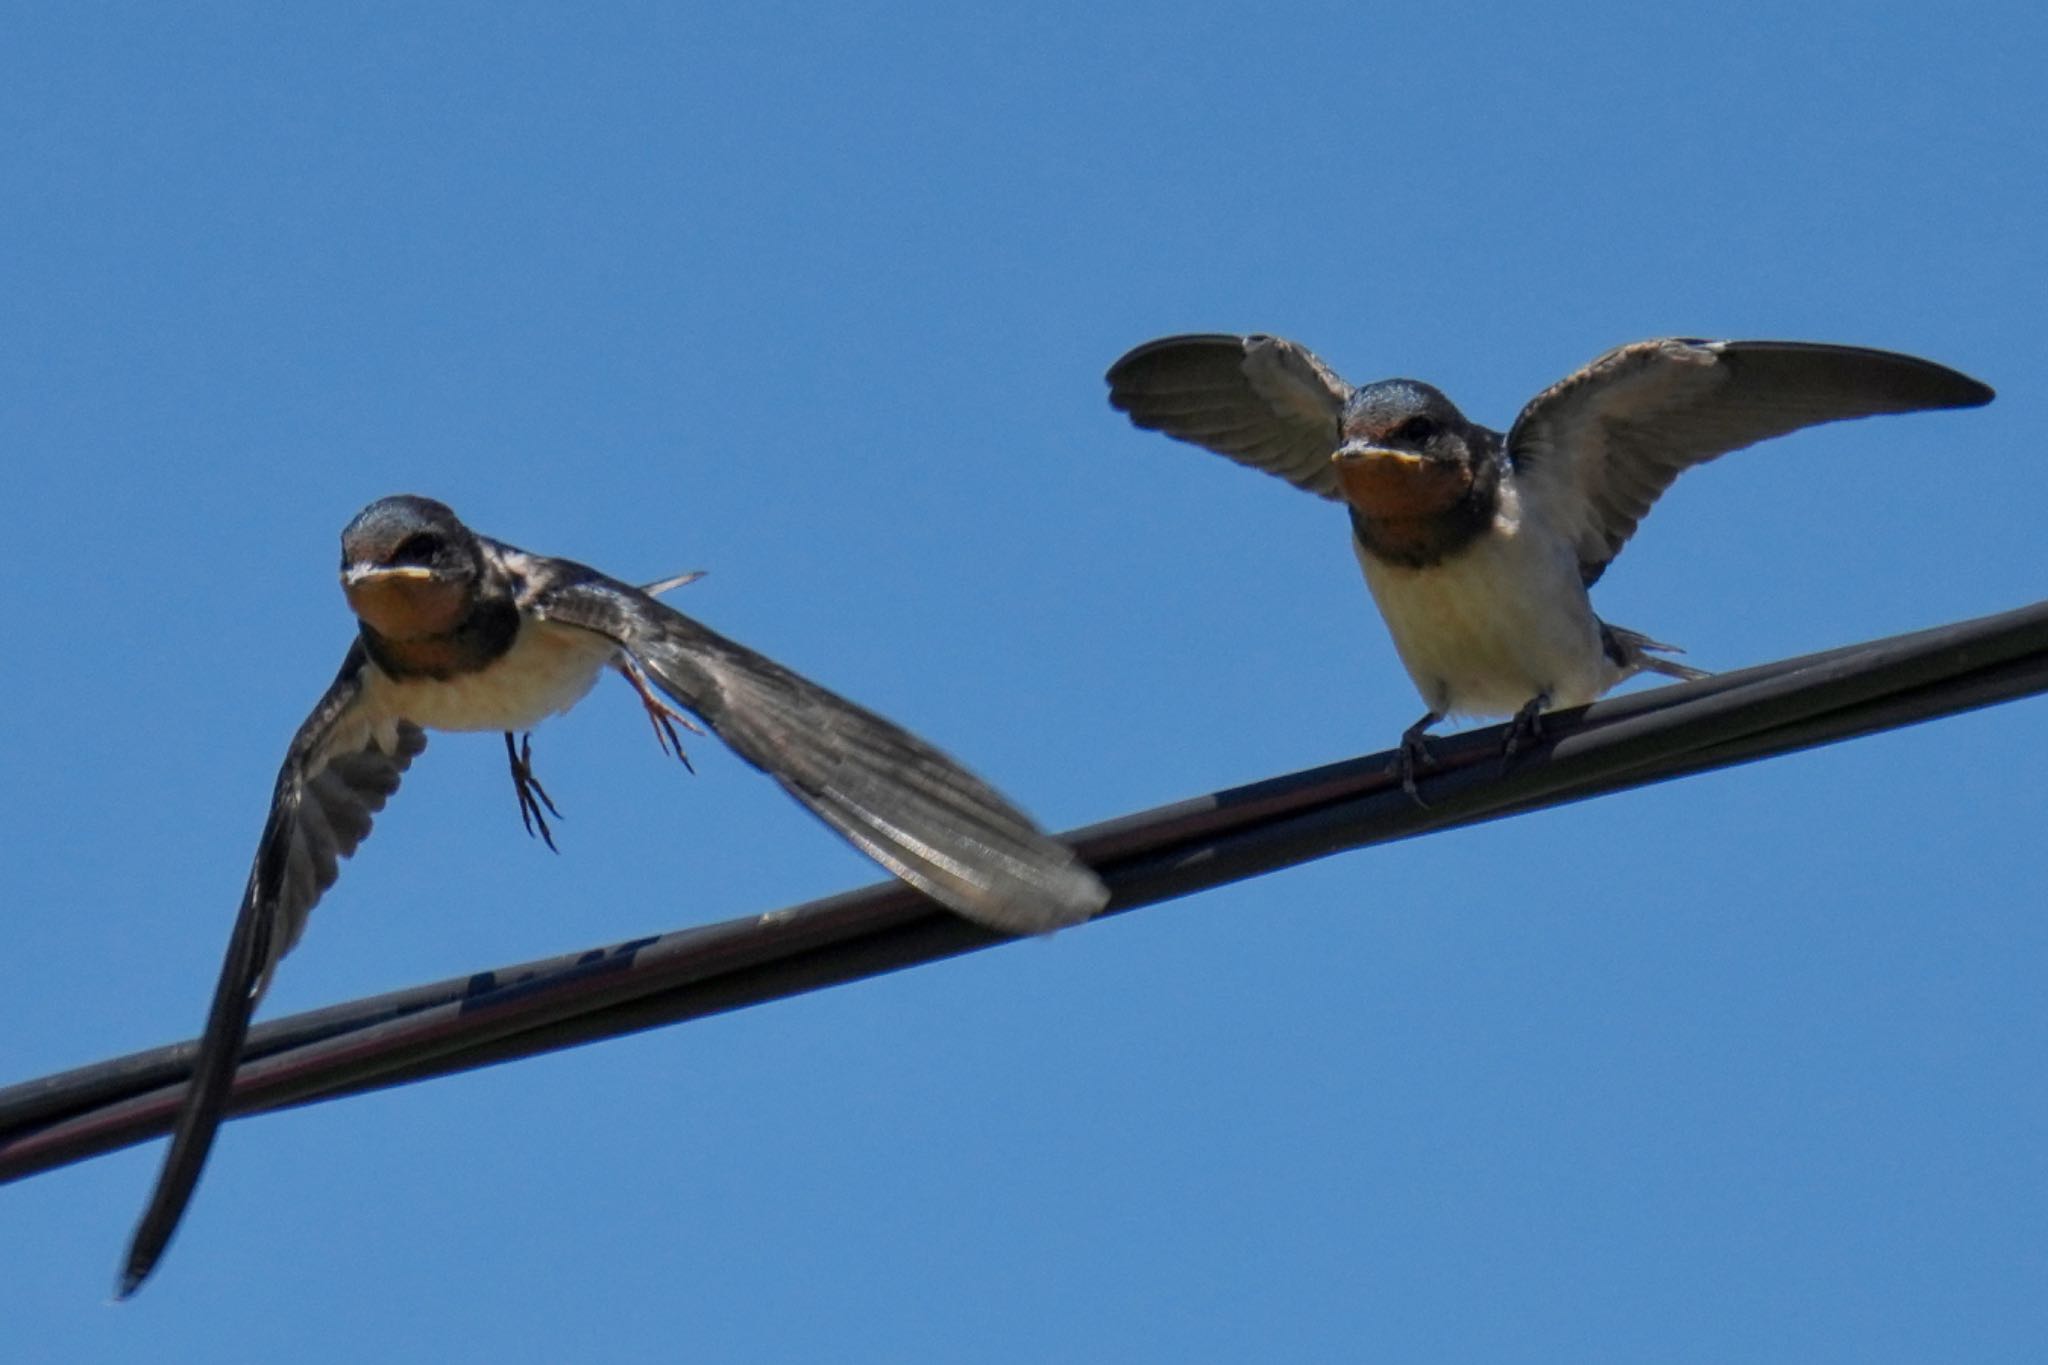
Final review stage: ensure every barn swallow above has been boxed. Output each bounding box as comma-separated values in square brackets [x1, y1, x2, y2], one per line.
[1106, 334, 1994, 795]
[120, 494, 1107, 1295]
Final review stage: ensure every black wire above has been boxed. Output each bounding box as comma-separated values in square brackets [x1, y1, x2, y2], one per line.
[3, 597, 2045, 1188]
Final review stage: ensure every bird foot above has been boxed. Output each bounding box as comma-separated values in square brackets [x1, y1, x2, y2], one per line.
[504, 731, 563, 852]
[1499, 694, 1550, 774]
[1392, 711, 1443, 806]
[617, 661, 701, 771]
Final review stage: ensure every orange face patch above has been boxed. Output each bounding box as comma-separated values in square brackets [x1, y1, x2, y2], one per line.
[1331, 448, 1473, 521]
[342, 569, 472, 642]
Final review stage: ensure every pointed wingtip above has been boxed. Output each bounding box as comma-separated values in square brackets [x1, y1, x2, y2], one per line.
[1060, 863, 1113, 925]
[1923, 364, 1996, 410]
[117, 1225, 168, 1298]
[976, 857, 1112, 936]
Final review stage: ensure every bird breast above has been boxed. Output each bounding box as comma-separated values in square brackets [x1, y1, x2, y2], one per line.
[1352, 490, 1615, 718]
[367, 617, 619, 733]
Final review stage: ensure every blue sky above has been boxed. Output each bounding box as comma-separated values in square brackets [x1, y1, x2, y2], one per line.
[5, 3, 2044, 1359]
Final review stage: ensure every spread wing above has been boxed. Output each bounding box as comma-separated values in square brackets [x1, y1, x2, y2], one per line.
[1106, 333, 1352, 499]
[1509, 338, 1995, 584]
[532, 572, 1107, 935]
[122, 643, 426, 1296]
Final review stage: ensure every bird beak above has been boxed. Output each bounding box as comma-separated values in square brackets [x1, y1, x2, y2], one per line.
[342, 563, 436, 588]
[1332, 443, 1426, 471]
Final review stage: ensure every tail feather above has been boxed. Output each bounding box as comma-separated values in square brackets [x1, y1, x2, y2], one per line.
[1601, 623, 1711, 683]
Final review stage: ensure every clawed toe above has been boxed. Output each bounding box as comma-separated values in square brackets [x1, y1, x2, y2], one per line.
[504, 731, 563, 852]
[1392, 710, 1443, 806]
[617, 662, 700, 771]
[1499, 694, 1550, 774]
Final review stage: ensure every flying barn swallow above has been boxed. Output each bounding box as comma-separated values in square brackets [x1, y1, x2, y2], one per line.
[1106, 334, 1994, 795]
[120, 494, 1107, 1295]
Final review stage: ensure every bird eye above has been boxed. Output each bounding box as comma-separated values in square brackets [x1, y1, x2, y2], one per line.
[391, 532, 442, 566]
[1395, 415, 1439, 445]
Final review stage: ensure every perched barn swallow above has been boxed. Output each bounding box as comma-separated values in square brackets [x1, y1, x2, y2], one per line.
[121, 494, 1107, 1295]
[1106, 334, 1993, 793]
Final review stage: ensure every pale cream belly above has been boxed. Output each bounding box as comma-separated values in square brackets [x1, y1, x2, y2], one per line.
[367, 618, 619, 733]
[1355, 526, 1615, 718]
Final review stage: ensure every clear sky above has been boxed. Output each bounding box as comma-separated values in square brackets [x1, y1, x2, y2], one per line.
[5, 4, 2044, 1360]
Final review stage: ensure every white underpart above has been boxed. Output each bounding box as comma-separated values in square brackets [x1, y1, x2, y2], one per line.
[363, 616, 620, 732]
[1353, 481, 1623, 719]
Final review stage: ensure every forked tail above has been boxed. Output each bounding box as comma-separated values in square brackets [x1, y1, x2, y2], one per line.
[1601, 623, 1711, 683]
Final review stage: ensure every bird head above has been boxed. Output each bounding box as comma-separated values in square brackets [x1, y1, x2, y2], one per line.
[338, 495, 483, 642]
[1331, 380, 1490, 523]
